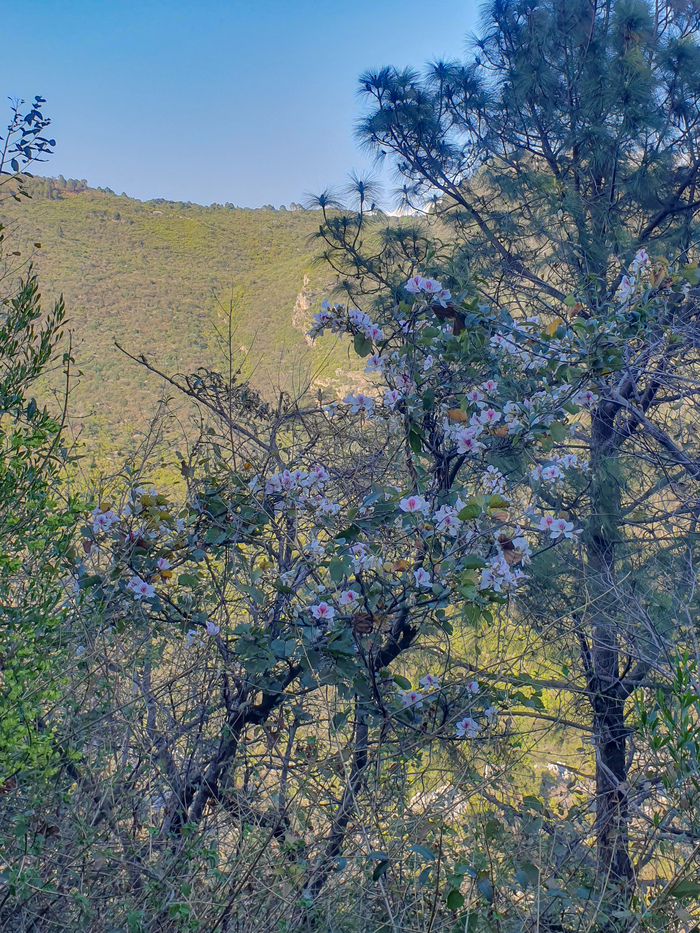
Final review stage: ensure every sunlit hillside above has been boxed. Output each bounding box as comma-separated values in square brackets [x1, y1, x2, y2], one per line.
[0, 177, 346, 458]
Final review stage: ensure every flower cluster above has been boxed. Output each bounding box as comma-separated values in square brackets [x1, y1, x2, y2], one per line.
[537, 515, 579, 539]
[342, 391, 375, 415]
[615, 248, 652, 306]
[404, 275, 451, 306]
[81, 487, 188, 606]
[529, 452, 588, 489]
[307, 299, 386, 344]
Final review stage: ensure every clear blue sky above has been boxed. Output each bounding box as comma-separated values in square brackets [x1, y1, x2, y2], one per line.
[2, 1, 480, 208]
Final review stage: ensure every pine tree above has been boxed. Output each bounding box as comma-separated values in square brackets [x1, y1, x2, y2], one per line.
[327, 0, 700, 908]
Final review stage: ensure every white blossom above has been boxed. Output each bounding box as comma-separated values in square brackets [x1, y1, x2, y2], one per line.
[401, 689, 424, 709]
[455, 716, 480, 738]
[338, 589, 360, 607]
[126, 576, 155, 600]
[420, 673, 440, 690]
[413, 567, 432, 588]
[343, 392, 375, 415]
[311, 601, 335, 622]
[400, 495, 429, 514]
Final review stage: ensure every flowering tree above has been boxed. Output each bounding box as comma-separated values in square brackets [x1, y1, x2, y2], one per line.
[6, 5, 700, 931]
[307, 0, 700, 921]
[8, 241, 696, 932]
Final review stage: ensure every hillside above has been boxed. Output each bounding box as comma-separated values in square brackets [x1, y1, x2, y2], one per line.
[0, 177, 348, 462]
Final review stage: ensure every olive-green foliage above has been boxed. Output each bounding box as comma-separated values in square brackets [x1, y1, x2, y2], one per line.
[0, 257, 79, 773]
[0, 177, 338, 457]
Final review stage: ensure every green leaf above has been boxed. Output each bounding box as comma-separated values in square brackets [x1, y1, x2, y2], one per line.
[461, 555, 486, 570]
[237, 583, 265, 604]
[372, 860, 390, 881]
[409, 426, 423, 455]
[452, 916, 478, 933]
[335, 523, 362, 542]
[446, 889, 464, 910]
[680, 263, 700, 286]
[178, 573, 199, 587]
[410, 844, 435, 861]
[457, 502, 481, 520]
[477, 878, 494, 903]
[670, 879, 700, 897]
[329, 558, 345, 584]
[331, 710, 349, 731]
[563, 294, 577, 306]
[562, 401, 580, 415]
[549, 421, 567, 443]
[353, 333, 373, 357]
[393, 674, 412, 690]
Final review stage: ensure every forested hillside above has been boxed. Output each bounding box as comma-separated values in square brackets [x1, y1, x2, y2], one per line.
[0, 177, 339, 457]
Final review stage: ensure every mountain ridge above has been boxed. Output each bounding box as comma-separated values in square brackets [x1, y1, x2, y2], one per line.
[0, 176, 346, 463]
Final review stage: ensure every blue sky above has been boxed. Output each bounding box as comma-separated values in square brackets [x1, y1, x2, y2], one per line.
[2, 1, 480, 207]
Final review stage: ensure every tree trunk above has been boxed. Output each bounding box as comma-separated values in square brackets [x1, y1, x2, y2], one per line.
[298, 699, 369, 928]
[587, 405, 634, 903]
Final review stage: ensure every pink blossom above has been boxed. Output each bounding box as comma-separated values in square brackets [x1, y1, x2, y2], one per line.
[401, 689, 424, 709]
[365, 353, 384, 373]
[420, 673, 440, 689]
[456, 431, 485, 454]
[127, 576, 155, 600]
[206, 621, 220, 636]
[574, 389, 599, 406]
[479, 567, 497, 590]
[338, 589, 360, 607]
[343, 392, 375, 415]
[540, 465, 562, 483]
[413, 567, 432, 588]
[307, 464, 330, 485]
[478, 408, 501, 426]
[405, 275, 426, 294]
[400, 495, 429, 514]
[91, 508, 119, 533]
[311, 602, 336, 621]
[616, 274, 636, 305]
[632, 248, 650, 270]
[384, 388, 401, 409]
[434, 505, 461, 536]
[549, 519, 577, 539]
[455, 716, 480, 738]
[349, 308, 371, 329]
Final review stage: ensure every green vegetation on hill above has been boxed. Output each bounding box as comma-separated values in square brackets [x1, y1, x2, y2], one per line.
[0, 176, 341, 456]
